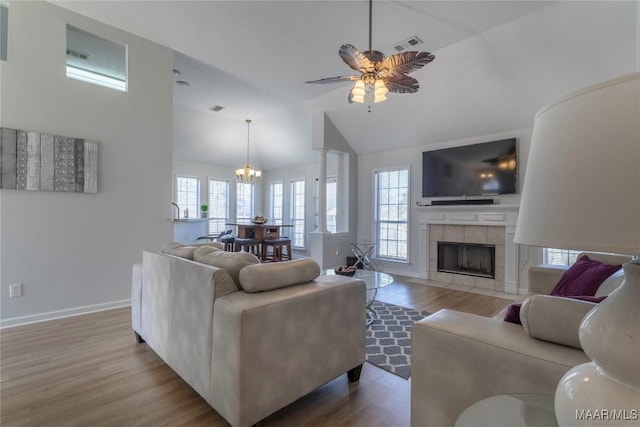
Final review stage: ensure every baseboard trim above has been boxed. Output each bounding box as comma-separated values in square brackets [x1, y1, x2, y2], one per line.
[0, 299, 131, 329]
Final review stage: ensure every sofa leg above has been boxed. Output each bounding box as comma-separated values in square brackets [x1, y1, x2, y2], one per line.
[134, 331, 145, 344]
[347, 364, 363, 382]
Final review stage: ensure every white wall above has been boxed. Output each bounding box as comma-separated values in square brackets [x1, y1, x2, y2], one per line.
[357, 128, 532, 278]
[0, 1, 173, 325]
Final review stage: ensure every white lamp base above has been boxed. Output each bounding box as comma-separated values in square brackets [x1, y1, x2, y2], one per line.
[555, 262, 640, 426]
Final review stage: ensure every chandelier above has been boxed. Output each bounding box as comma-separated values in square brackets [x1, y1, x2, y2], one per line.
[236, 119, 262, 183]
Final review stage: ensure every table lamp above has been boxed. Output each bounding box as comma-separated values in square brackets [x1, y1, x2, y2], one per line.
[514, 72, 640, 426]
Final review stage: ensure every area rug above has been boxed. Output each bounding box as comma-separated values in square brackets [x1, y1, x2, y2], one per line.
[366, 301, 431, 380]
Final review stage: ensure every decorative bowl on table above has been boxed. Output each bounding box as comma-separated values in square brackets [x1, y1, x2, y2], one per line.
[252, 216, 268, 224]
[334, 265, 357, 276]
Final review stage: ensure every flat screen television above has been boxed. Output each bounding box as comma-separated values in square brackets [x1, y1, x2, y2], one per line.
[422, 138, 517, 198]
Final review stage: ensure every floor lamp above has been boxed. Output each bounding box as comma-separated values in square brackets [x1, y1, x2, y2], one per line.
[514, 72, 640, 426]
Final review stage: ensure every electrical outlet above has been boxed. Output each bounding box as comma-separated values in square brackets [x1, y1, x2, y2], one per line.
[9, 283, 22, 298]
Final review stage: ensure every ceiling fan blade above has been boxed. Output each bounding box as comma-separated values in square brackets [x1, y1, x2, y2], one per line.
[305, 75, 359, 84]
[339, 44, 374, 72]
[385, 75, 420, 93]
[376, 51, 435, 77]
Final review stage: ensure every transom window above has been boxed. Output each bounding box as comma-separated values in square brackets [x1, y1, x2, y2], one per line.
[236, 182, 254, 222]
[176, 176, 199, 219]
[375, 168, 409, 261]
[270, 182, 283, 225]
[290, 180, 305, 248]
[208, 179, 229, 235]
[66, 25, 127, 92]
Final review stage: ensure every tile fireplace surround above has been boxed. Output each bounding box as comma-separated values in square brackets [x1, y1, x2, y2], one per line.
[416, 204, 520, 294]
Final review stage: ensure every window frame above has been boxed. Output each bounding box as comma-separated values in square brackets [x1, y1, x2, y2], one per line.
[373, 167, 410, 263]
[208, 178, 229, 235]
[543, 248, 581, 266]
[269, 181, 284, 225]
[290, 179, 306, 249]
[236, 182, 254, 223]
[175, 175, 200, 219]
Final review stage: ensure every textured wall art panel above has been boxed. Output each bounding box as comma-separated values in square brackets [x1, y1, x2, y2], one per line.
[0, 127, 98, 193]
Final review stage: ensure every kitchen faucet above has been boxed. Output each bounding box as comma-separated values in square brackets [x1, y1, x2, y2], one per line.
[171, 202, 180, 219]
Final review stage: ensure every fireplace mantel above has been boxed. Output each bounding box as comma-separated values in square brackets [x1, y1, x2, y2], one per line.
[415, 204, 519, 227]
[415, 204, 520, 294]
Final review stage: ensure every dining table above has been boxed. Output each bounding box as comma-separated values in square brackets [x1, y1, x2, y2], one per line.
[226, 223, 293, 241]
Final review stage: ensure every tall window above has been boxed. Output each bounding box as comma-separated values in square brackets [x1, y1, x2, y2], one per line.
[375, 168, 409, 261]
[270, 182, 283, 225]
[208, 179, 229, 235]
[290, 180, 305, 248]
[326, 177, 337, 233]
[544, 248, 581, 266]
[236, 182, 254, 222]
[176, 176, 199, 219]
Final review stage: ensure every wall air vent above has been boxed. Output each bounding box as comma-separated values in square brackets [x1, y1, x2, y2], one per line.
[209, 105, 224, 112]
[393, 36, 423, 52]
[66, 49, 89, 60]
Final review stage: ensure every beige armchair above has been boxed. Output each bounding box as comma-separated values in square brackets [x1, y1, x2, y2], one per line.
[411, 252, 630, 426]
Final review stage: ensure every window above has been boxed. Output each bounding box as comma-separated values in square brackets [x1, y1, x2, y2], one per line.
[544, 248, 581, 266]
[236, 182, 254, 222]
[66, 25, 127, 92]
[208, 179, 229, 235]
[290, 180, 305, 248]
[176, 176, 199, 219]
[270, 182, 283, 225]
[375, 168, 409, 261]
[326, 178, 337, 233]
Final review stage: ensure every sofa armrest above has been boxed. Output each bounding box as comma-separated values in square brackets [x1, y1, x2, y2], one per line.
[528, 264, 567, 294]
[210, 275, 366, 427]
[138, 251, 238, 401]
[411, 309, 589, 427]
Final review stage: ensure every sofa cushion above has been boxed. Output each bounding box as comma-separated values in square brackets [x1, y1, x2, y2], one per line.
[519, 295, 601, 349]
[194, 246, 260, 288]
[161, 242, 223, 260]
[238, 258, 321, 293]
[550, 255, 622, 297]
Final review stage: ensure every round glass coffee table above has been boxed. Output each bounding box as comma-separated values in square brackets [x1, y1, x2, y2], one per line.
[455, 394, 557, 427]
[325, 269, 394, 324]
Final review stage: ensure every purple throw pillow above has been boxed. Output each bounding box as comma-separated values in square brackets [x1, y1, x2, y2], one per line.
[550, 255, 622, 297]
[504, 303, 522, 324]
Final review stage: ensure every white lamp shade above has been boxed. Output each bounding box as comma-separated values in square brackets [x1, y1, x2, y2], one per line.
[514, 73, 640, 254]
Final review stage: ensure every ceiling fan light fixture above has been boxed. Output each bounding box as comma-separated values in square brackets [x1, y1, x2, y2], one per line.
[352, 79, 366, 96]
[304, 0, 435, 107]
[374, 79, 388, 95]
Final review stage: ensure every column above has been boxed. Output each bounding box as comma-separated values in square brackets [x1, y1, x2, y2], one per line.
[316, 148, 328, 233]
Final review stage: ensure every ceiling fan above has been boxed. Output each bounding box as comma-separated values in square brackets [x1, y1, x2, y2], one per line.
[305, 0, 435, 105]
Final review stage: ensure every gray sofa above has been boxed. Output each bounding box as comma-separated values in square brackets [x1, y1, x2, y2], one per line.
[411, 252, 630, 426]
[131, 243, 366, 427]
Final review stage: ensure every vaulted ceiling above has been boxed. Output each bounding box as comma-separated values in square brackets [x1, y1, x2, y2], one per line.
[53, 1, 638, 171]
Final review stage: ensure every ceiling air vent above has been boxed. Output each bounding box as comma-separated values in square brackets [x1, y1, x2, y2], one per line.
[209, 105, 224, 112]
[393, 36, 423, 52]
[66, 49, 89, 60]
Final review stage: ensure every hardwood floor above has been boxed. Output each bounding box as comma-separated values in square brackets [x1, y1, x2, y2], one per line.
[0, 278, 511, 427]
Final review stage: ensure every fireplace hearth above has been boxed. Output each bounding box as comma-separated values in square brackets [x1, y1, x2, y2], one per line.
[437, 241, 496, 279]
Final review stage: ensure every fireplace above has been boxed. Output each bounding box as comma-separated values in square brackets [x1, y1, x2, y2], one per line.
[437, 241, 496, 279]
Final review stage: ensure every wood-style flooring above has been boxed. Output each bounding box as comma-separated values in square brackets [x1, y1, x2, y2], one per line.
[0, 277, 511, 427]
